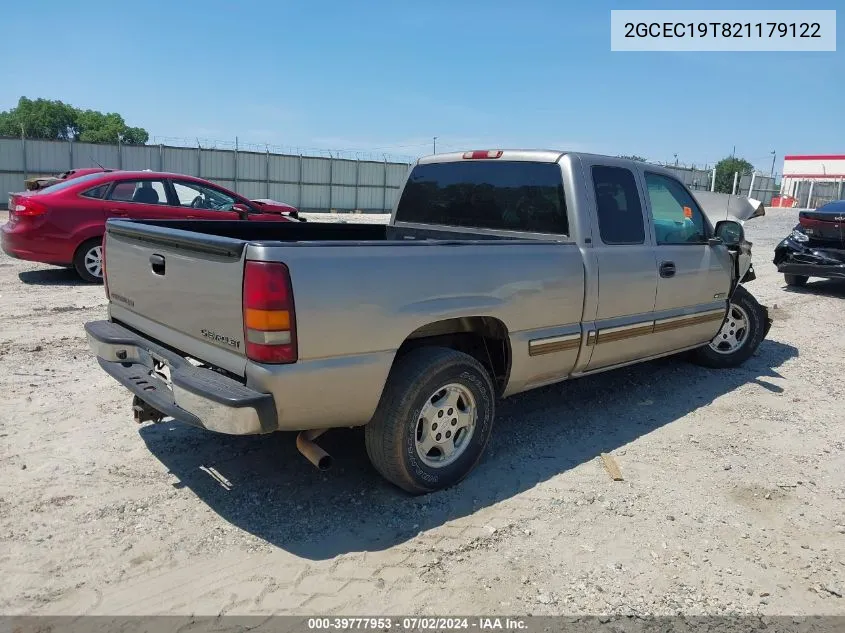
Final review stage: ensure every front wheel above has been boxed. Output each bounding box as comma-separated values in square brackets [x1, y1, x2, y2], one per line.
[365, 347, 495, 495]
[690, 286, 766, 369]
[73, 238, 104, 283]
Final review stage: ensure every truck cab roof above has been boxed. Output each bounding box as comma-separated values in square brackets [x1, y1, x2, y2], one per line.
[416, 149, 679, 177]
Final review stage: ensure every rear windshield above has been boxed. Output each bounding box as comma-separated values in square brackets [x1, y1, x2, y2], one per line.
[395, 161, 568, 235]
[31, 171, 106, 194]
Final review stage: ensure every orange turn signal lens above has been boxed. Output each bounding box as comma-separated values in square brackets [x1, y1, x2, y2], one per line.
[245, 308, 290, 331]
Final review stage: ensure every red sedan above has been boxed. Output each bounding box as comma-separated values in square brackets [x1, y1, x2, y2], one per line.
[2, 171, 300, 282]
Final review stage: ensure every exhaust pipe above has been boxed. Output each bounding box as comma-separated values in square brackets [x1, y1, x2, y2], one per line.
[296, 429, 333, 471]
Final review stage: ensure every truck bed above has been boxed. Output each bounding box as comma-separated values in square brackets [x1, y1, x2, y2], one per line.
[106, 218, 526, 248]
[102, 217, 581, 388]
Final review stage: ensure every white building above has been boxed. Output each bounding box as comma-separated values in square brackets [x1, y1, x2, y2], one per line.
[781, 154, 845, 207]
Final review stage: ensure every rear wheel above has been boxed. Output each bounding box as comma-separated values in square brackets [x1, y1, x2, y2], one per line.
[365, 347, 495, 494]
[784, 273, 809, 287]
[690, 286, 766, 369]
[73, 238, 104, 283]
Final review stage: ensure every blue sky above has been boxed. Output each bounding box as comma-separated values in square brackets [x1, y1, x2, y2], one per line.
[1, 0, 842, 173]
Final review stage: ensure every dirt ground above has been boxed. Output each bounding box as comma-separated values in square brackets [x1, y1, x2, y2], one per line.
[1, 208, 843, 617]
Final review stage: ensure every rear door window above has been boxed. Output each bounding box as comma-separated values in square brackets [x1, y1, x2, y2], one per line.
[395, 161, 568, 235]
[590, 165, 645, 245]
[107, 180, 169, 205]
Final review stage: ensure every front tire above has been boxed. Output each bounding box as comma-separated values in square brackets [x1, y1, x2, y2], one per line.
[73, 238, 104, 283]
[784, 273, 808, 287]
[690, 286, 766, 369]
[365, 347, 495, 495]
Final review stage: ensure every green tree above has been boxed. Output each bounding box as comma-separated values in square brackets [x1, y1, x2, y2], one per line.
[76, 110, 149, 144]
[714, 156, 754, 193]
[0, 97, 78, 140]
[0, 96, 148, 144]
[120, 126, 149, 144]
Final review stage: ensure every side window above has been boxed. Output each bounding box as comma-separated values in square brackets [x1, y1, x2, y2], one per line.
[171, 180, 237, 211]
[107, 180, 169, 205]
[591, 165, 645, 245]
[645, 172, 709, 245]
[80, 184, 109, 199]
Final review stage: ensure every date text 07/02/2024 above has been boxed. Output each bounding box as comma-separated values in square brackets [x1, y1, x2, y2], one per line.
[306, 617, 528, 630]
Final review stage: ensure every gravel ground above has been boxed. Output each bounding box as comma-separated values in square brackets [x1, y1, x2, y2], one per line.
[1, 208, 843, 616]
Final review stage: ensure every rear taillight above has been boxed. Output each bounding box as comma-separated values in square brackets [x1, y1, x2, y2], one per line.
[798, 216, 830, 234]
[102, 234, 109, 299]
[12, 198, 48, 217]
[462, 150, 503, 159]
[242, 261, 297, 364]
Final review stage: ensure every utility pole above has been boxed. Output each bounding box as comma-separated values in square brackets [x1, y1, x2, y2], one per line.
[770, 150, 776, 178]
[433, 136, 437, 154]
[234, 136, 239, 193]
[732, 145, 735, 158]
[674, 153, 678, 167]
[20, 123, 27, 181]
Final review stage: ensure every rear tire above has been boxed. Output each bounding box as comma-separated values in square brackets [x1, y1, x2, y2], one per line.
[690, 286, 766, 369]
[365, 347, 495, 495]
[73, 238, 104, 284]
[784, 273, 809, 287]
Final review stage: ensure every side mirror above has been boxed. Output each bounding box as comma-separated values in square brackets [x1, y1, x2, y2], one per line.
[713, 220, 744, 247]
[232, 202, 251, 220]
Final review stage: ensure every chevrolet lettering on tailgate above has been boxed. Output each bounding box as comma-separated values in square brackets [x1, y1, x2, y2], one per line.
[200, 329, 241, 349]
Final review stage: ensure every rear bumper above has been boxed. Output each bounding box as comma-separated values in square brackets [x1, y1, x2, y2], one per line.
[85, 320, 277, 435]
[776, 262, 845, 279]
[773, 238, 845, 280]
[1, 226, 70, 265]
[1, 228, 27, 260]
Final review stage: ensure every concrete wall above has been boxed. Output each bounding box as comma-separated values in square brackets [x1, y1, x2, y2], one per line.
[0, 137, 412, 212]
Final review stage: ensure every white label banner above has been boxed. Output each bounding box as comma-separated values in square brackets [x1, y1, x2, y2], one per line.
[611, 10, 836, 51]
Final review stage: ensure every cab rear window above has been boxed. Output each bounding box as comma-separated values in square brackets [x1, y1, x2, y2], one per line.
[395, 161, 568, 235]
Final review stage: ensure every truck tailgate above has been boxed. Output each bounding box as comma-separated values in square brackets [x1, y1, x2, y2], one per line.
[104, 222, 248, 376]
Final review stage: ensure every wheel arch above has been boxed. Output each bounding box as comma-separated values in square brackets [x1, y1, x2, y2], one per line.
[392, 316, 512, 396]
[73, 234, 105, 262]
[72, 235, 106, 282]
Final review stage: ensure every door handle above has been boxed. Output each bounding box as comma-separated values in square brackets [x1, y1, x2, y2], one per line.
[659, 261, 676, 278]
[109, 208, 129, 217]
[150, 254, 166, 276]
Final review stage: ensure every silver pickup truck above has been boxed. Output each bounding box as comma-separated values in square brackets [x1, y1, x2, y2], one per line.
[85, 150, 771, 494]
